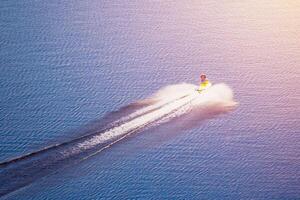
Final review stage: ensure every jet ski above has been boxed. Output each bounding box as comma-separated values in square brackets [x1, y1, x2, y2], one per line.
[197, 80, 212, 93]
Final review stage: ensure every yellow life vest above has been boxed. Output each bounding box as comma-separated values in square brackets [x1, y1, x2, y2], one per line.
[198, 80, 212, 91]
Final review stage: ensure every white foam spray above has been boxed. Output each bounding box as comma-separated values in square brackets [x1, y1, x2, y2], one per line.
[0, 83, 237, 197]
[72, 83, 237, 153]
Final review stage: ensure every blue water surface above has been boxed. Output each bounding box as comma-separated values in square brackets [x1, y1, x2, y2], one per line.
[0, 1, 299, 199]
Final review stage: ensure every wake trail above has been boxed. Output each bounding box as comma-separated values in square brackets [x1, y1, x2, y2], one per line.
[0, 86, 191, 167]
[0, 83, 237, 197]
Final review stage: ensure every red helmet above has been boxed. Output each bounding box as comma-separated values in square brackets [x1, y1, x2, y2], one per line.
[200, 74, 206, 79]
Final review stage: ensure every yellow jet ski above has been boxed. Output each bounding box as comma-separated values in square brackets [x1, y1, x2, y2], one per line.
[197, 79, 212, 93]
[197, 73, 212, 93]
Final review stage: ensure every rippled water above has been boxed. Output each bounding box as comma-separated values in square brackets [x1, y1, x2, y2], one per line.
[0, 1, 299, 199]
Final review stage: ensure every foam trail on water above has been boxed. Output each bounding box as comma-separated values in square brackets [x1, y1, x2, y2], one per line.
[113, 83, 196, 125]
[0, 83, 236, 197]
[158, 83, 236, 123]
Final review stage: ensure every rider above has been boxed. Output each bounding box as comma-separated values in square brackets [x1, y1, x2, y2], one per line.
[198, 73, 212, 91]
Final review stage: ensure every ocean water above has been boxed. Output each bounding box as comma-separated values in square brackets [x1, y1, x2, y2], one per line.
[0, 0, 300, 199]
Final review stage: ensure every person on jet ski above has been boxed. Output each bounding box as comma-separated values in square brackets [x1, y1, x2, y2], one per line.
[198, 73, 212, 92]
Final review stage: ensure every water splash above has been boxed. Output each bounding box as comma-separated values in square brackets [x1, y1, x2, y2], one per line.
[0, 83, 237, 197]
